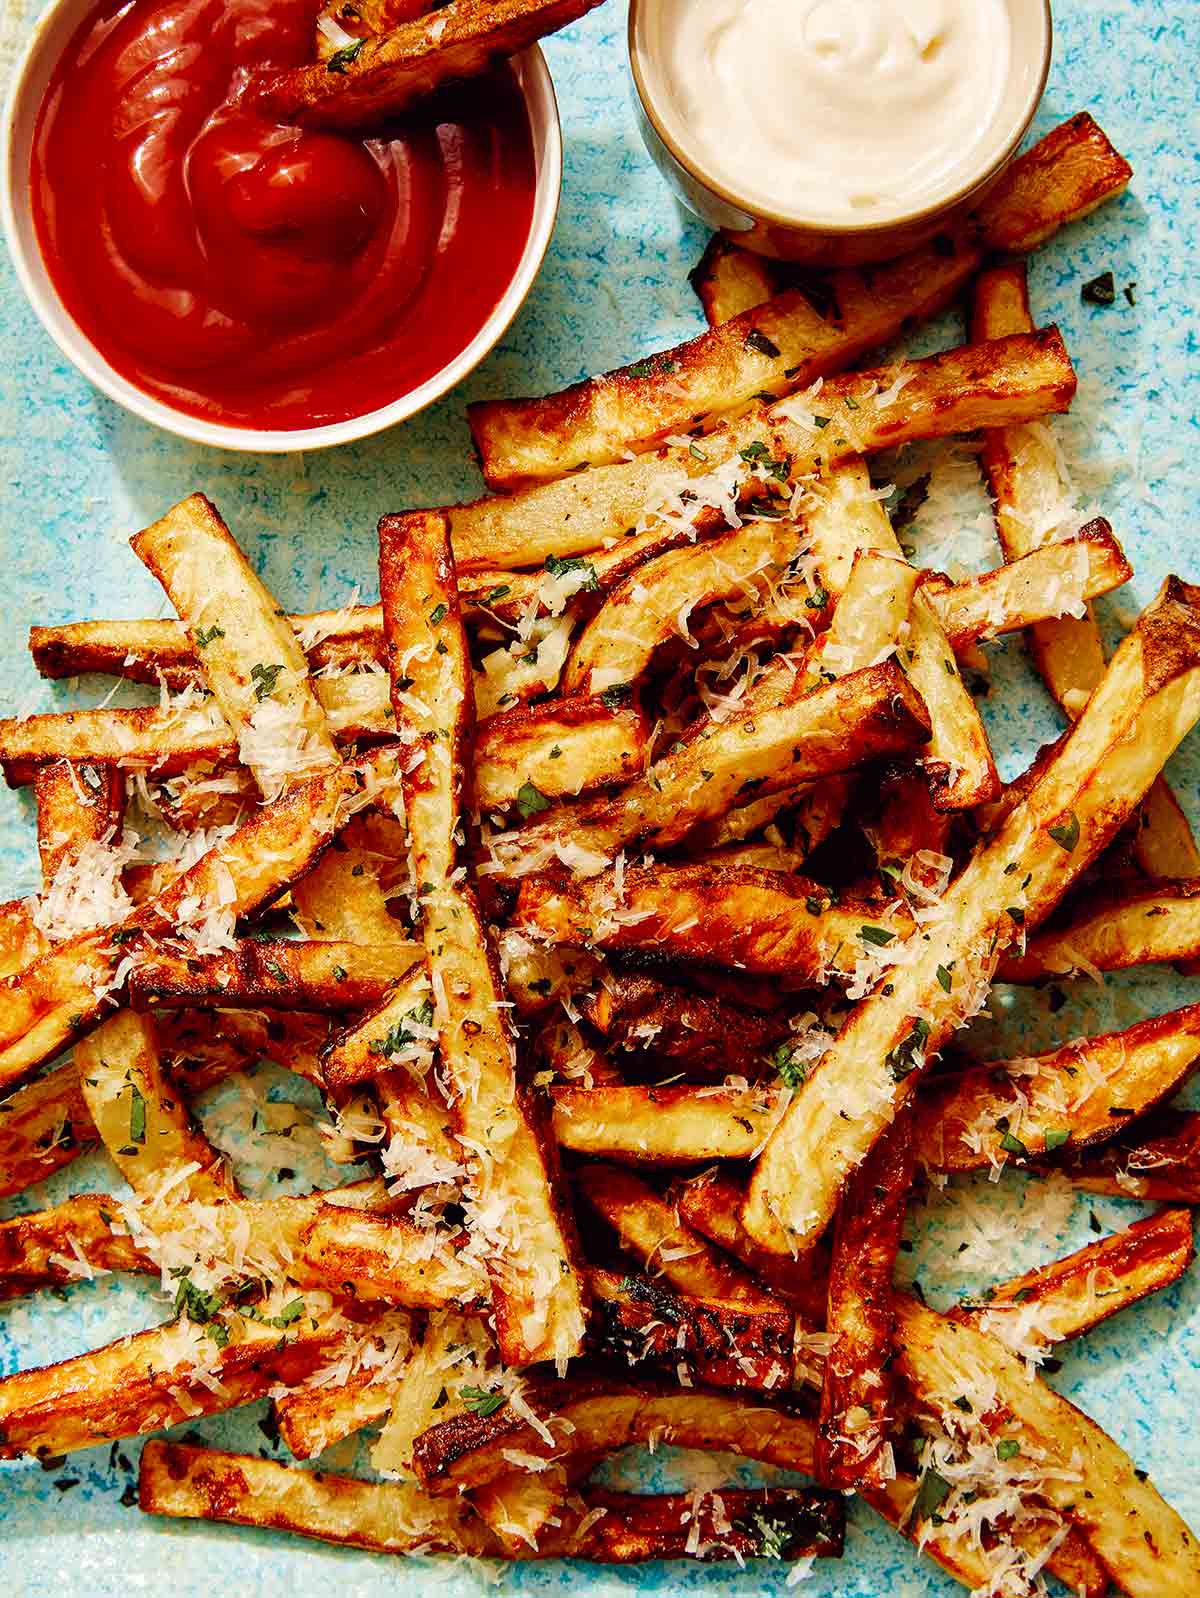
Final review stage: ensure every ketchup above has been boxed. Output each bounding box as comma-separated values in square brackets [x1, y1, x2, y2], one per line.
[31, 0, 537, 430]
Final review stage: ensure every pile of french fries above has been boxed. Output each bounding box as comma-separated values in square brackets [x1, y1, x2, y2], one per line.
[3, 110, 1200, 1593]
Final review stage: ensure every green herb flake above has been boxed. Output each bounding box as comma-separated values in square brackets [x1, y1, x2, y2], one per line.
[428, 602, 448, 626]
[250, 662, 284, 701]
[1043, 1127, 1071, 1151]
[996, 1438, 1022, 1462]
[999, 1130, 1029, 1158]
[859, 924, 895, 947]
[326, 37, 365, 71]
[913, 1468, 952, 1523]
[887, 1017, 931, 1082]
[194, 624, 225, 649]
[516, 780, 552, 819]
[461, 1385, 507, 1417]
[1081, 270, 1116, 306]
[936, 963, 954, 994]
[128, 1082, 147, 1146]
[804, 586, 829, 611]
[1048, 812, 1080, 852]
[600, 682, 633, 709]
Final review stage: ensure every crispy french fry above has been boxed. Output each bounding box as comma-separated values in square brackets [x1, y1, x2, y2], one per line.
[915, 1003, 1200, 1173]
[0, 1192, 147, 1298]
[270, 1307, 415, 1458]
[997, 878, 1200, 980]
[689, 234, 779, 325]
[128, 938, 420, 1012]
[581, 969, 788, 1079]
[1054, 1109, 1200, 1203]
[412, 1375, 817, 1493]
[817, 1105, 914, 1489]
[553, 1082, 786, 1164]
[75, 1010, 232, 1200]
[379, 510, 587, 1367]
[139, 1439, 496, 1554]
[691, 776, 852, 855]
[675, 1171, 830, 1326]
[895, 1294, 1200, 1596]
[972, 110, 1133, 253]
[957, 1207, 1194, 1349]
[0, 758, 366, 1090]
[291, 813, 410, 944]
[540, 1486, 844, 1563]
[33, 759, 124, 890]
[449, 330, 1076, 572]
[0, 1287, 348, 1458]
[470, 1469, 572, 1555]
[587, 1268, 794, 1391]
[575, 1163, 779, 1310]
[516, 861, 909, 981]
[744, 578, 1200, 1256]
[490, 661, 929, 877]
[251, 0, 605, 128]
[476, 695, 648, 810]
[320, 967, 437, 1087]
[299, 1205, 485, 1308]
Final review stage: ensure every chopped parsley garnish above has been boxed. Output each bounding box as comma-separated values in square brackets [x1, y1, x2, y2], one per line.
[194, 624, 224, 649]
[804, 586, 829, 610]
[600, 682, 634, 708]
[516, 780, 551, 819]
[627, 355, 678, 379]
[1048, 811, 1080, 852]
[689, 441, 708, 462]
[913, 1468, 952, 1523]
[367, 999, 436, 1058]
[461, 1385, 507, 1417]
[263, 960, 287, 982]
[128, 1082, 147, 1146]
[428, 602, 448, 626]
[772, 1043, 808, 1090]
[325, 37, 365, 71]
[1043, 1127, 1072, 1151]
[173, 1274, 222, 1325]
[936, 963, 954, 994]
[998, 1130, 1030, 1158]
[892, 473, 930, 530]
[250, 661, 284, 701]
[858, 924, 895, 947]
[1005, 906, 1026, 926]
[544, 553, 599, 590]
[1081, 270, 1116, 305]
[744, 328, 781, 358]
[996, 1438, 1022, 1462]
[887, 1017, 931, 1081]
[483, 585, 511, 605]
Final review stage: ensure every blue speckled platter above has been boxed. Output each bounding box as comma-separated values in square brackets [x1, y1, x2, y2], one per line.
[2, 0, 1199, 1593]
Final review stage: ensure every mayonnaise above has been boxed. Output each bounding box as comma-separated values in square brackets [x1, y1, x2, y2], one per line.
[647, 0, 1014, 224]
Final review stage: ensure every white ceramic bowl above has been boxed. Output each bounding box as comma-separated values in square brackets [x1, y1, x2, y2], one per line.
[1, 6, 562, 452]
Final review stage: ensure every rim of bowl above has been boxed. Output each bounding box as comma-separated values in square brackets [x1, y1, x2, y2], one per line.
[0, 11, 562, 454]
[628, 0, 1052, 239]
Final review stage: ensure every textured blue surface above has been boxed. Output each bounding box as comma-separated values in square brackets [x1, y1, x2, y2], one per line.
[2, 0, 1200, 1592]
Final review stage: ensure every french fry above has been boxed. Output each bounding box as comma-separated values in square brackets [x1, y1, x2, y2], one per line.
[469, 1469, 572, 1555]
[75, 1009, 233, 1200]
[33, 759, 124, 890]
[140, 1440, 844, 1563]
[320, 967, 438, 1087]
[587, 1268, 794, 1391]
[127, 938, 421, 1012]
[997, 878, 1200, 980]
[0, 1192, 147, 1298]
[298, 1205, 486, 1308]
[580, 969, 788, 1079]
[475, 695, 648, 810]
[0, 757, 366, 1090]
[471, 115, 1125, 489]
[250, 0, 605, 129]
[689, 234, 779, 325]
[291, 813, 410, 944]
[515, 861, 909, 981]
[553, 1082, 785, 1164]
[139, 1439, 496, 1554]
[0, 1286, 349, 1458]
[575, 1163, 779, 1310]
[379, 510, 587, 1367]
[691, 776, 852, 856]
[131, 494, 340, 800]
[744, 578, 1200, 1257]
[411, 1375, 818, 1493]
[489, 661, 930, 877]
[957, 1207, 1194, 1348]
[915, 1003, 1200, 1174]
[449, 330, 1076, 572]
[370, 1309, 492, 1475]
[894, 1294, 1200, 1596]
[1054, 1109, 1200, 1203]
[816, 1105, 914, 1489]
[270, 1306, 415, 1458]
[675, 1171, 830, 1326]
[973, 260, 1199, 881]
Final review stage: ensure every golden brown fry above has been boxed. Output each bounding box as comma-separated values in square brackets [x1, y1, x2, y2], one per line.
[553, 1082, 785, 1164]
[744, 578, 1200, 1257]
[475, 695, 648, 811]
[449, 330, 1077, 572]
[957, 1207, 1194, 1347]
[690, 234, 779, 325]
[412, 1375, 818, 1494]
[895, 1294, 1200, 1597]
[490, 661, 930, 877]
[587, 1267, 794, 1391]
[127, 938, 420, 1012]
[575, 1163, 778, 1310]
[75, 1009, 233, 1200]
[0, 1287, 348, 1459]
[291, 813, 410, 944]
[139, 1439, 496, 1554]
[0, 899, 48, 979]
[997, 878, 1200, 980]
[516, 861, 909, 981]
[299, 1206, 485, 1308]
[916, 1003, 1200, 1173]
[1055, 1109, 1200, 1203]
[251, 0, 605, 129]
[972, 110, 1133, 253]
[379, 510, 587, 1367]
[33, 759, 124, 891]
[816, 1106, 914, 1490]
[0, 1192, 147, 1299]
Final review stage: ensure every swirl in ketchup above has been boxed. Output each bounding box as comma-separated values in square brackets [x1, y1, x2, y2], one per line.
[31, 0, 537, 430]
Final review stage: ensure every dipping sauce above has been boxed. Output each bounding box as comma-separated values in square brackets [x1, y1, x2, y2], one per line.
[31, 0, 537, 430]
[648, 0, 1013, 225]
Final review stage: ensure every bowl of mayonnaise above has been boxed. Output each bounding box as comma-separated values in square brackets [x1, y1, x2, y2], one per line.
[628, 0, 1052, 264]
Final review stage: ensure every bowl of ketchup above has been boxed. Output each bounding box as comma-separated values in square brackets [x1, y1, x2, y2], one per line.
[2, 0, 560, 448]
